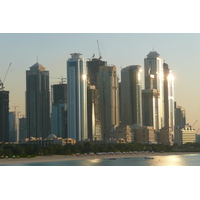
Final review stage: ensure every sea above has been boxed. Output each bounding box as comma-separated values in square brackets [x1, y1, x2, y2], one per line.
[1, 153, 200, 166]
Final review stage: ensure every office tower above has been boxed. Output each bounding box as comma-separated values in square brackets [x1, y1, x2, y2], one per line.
[97, 65, 120, 140]
[87, 58, 107, 86]
[0, 90, 9, 142]
[67, 53, 88, 141]
[144, 51, 164, 129]
[121, 65, 142, 126]
[87, 85, 102, 141]
[26, 62, 50, 139]
[51, 83, 67, 138]
[163, 63, 175, 131]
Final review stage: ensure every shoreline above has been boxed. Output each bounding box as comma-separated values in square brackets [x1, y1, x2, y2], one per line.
[0, 152, 199, 165]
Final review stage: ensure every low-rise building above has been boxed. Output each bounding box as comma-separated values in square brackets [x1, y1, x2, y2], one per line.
[157, 127, 173, 145]
[131, 124, 156, 144]
[111, 124, 132, 143]
[175, 125, 196, 146]
[21, 134, 76, 146]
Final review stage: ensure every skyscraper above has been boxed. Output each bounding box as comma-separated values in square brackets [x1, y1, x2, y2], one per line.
[26, 62, 50, 139]
[163, 63, 175, 131]
[87, 85, 102, 141]
[67, 53, 88, 141]
[51, 83, 67, 138]
[121, 65, 142, 125]
[97, 65, 120, 140]
[142, 70, 160, 131]
[0, 90, 9, 142]
[143, 51, 164, 130]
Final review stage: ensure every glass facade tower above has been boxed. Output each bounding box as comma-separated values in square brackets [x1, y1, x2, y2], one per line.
[67, 53, 88, 141]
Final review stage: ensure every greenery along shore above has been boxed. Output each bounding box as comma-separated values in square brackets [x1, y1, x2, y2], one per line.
[0, 142, 200, 158]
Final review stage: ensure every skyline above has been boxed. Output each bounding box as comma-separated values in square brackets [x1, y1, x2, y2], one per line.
[0, 33, 200, 131]
[1, 1, 200, 197]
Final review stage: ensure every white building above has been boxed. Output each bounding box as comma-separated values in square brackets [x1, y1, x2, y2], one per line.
[175, 125, 196, 146]
[67, 53, 88, 141]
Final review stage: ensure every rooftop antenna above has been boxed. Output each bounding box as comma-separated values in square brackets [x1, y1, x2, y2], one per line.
[37, 56, 38, 63]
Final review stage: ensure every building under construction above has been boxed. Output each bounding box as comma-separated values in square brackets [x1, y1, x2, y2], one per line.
[87, 58, 107, 86]
[0, 64, 11, 142]
[0, 90, 9, 142]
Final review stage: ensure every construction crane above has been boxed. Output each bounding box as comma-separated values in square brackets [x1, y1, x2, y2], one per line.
[87, 54, 95, 61]
[97, 40, 102, 60]
[192, 120, 198, 128]
[50, 77, 67, 84]
[0, 63, 12, 91]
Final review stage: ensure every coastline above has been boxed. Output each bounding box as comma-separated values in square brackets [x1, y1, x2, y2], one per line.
[0, 152, 199, 165]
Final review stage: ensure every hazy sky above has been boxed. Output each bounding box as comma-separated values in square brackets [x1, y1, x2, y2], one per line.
[0, 33, 200, 131]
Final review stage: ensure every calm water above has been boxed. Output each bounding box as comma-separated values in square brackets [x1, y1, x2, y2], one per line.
[1, 154, 200, 166]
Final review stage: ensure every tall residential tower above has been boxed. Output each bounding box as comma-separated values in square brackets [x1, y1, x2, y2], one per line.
[121, 65, 142, 126]
[26, 63, 50, 139]
[97, 65, 120, 140]
[143, 51, 164, 130]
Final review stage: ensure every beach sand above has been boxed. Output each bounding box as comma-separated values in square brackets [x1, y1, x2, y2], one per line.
[0, 152, 198, 165]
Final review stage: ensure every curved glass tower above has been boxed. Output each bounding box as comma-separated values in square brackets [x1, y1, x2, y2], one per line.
[67, 53, 88, 141]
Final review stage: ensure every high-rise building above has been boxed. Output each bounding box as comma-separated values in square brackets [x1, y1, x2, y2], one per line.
[163, 63, 175, 131]
[144, 51, 164, 129]
[121, 65, 142, 126]
[9, 111, 19, 142]
[87, 85, 102, 141]
[0, 90, 9, 142]
[142, 74, 160, 131]
[67, 53, 88, 141]
[97, 65, 120, 140]
[26, 62, 50, 139]
[174, 103, 186, 128]
[51, 83, 67, 138]
[174, 103, 187, 144]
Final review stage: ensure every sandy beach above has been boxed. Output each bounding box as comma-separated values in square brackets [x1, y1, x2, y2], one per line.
[0, 152, 199, 165]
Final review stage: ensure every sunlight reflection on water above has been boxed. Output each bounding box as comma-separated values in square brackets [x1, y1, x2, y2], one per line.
[1, 154, 200, 166]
